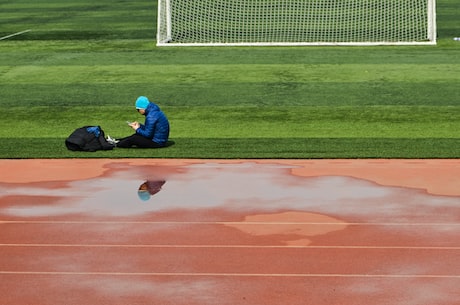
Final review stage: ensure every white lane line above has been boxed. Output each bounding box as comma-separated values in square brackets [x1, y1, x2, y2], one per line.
[1, 244, 460, 250]
[1, 220, 460, 226]
[0, 29, 31, 41]
[1, 271, 459, 278]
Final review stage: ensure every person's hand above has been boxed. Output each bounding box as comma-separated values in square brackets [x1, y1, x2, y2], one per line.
[129, 121, 140, 130]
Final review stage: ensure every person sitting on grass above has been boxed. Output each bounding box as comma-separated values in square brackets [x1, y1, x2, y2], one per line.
[107, 96, 170, 148]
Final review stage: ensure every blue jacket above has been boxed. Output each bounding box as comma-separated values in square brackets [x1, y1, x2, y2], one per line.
[136, 102, 170, 145]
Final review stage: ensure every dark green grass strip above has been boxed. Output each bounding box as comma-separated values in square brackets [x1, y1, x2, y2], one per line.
[2, 106, 459, 140]
[2, 138, 459, 159]
[1, 81, 459, 107]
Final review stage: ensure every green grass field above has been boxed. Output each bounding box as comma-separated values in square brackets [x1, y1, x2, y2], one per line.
[1, 0, 459, 158]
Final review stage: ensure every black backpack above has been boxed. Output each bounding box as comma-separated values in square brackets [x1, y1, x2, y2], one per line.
[65, 126, 114, 152]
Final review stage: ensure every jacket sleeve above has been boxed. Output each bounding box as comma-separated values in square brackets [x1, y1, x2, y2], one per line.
[136, 112, 158, 139]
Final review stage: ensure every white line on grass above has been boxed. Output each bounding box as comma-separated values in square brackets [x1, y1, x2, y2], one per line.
[0, 29, 31, 41]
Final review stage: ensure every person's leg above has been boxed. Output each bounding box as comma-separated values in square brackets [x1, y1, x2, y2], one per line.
[116, 134, 163, 148]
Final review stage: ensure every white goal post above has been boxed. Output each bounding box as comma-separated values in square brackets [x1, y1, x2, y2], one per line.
[157, 0, 436, 47]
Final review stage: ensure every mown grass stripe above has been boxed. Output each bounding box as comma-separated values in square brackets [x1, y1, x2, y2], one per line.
[1, 138, 459, 159]
[1, 106, 459, 139]
[1, 64, 459, 84]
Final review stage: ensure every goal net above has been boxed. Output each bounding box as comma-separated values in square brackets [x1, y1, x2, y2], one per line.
[157, 0, 436, 46]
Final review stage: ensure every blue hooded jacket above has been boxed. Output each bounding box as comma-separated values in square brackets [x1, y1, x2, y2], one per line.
[136, 102, 170, 145]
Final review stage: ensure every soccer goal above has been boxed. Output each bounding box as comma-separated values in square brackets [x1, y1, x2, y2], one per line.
[157, 0, 436, 46]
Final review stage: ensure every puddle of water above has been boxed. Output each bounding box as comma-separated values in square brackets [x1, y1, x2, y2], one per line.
[0, 162, 459, 223]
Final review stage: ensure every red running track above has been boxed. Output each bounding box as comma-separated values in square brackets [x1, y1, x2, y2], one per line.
[1, 159, 460, 305]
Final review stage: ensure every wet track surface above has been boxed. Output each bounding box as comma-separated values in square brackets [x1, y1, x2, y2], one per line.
[1, 159, 459, 305]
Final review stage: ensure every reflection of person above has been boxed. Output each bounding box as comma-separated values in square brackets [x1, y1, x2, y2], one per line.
[137, 180, 166, 201]
[112, 96, 170, 148]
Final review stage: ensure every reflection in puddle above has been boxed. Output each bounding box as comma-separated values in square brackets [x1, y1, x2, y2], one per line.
[137, 180, 166, 201]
